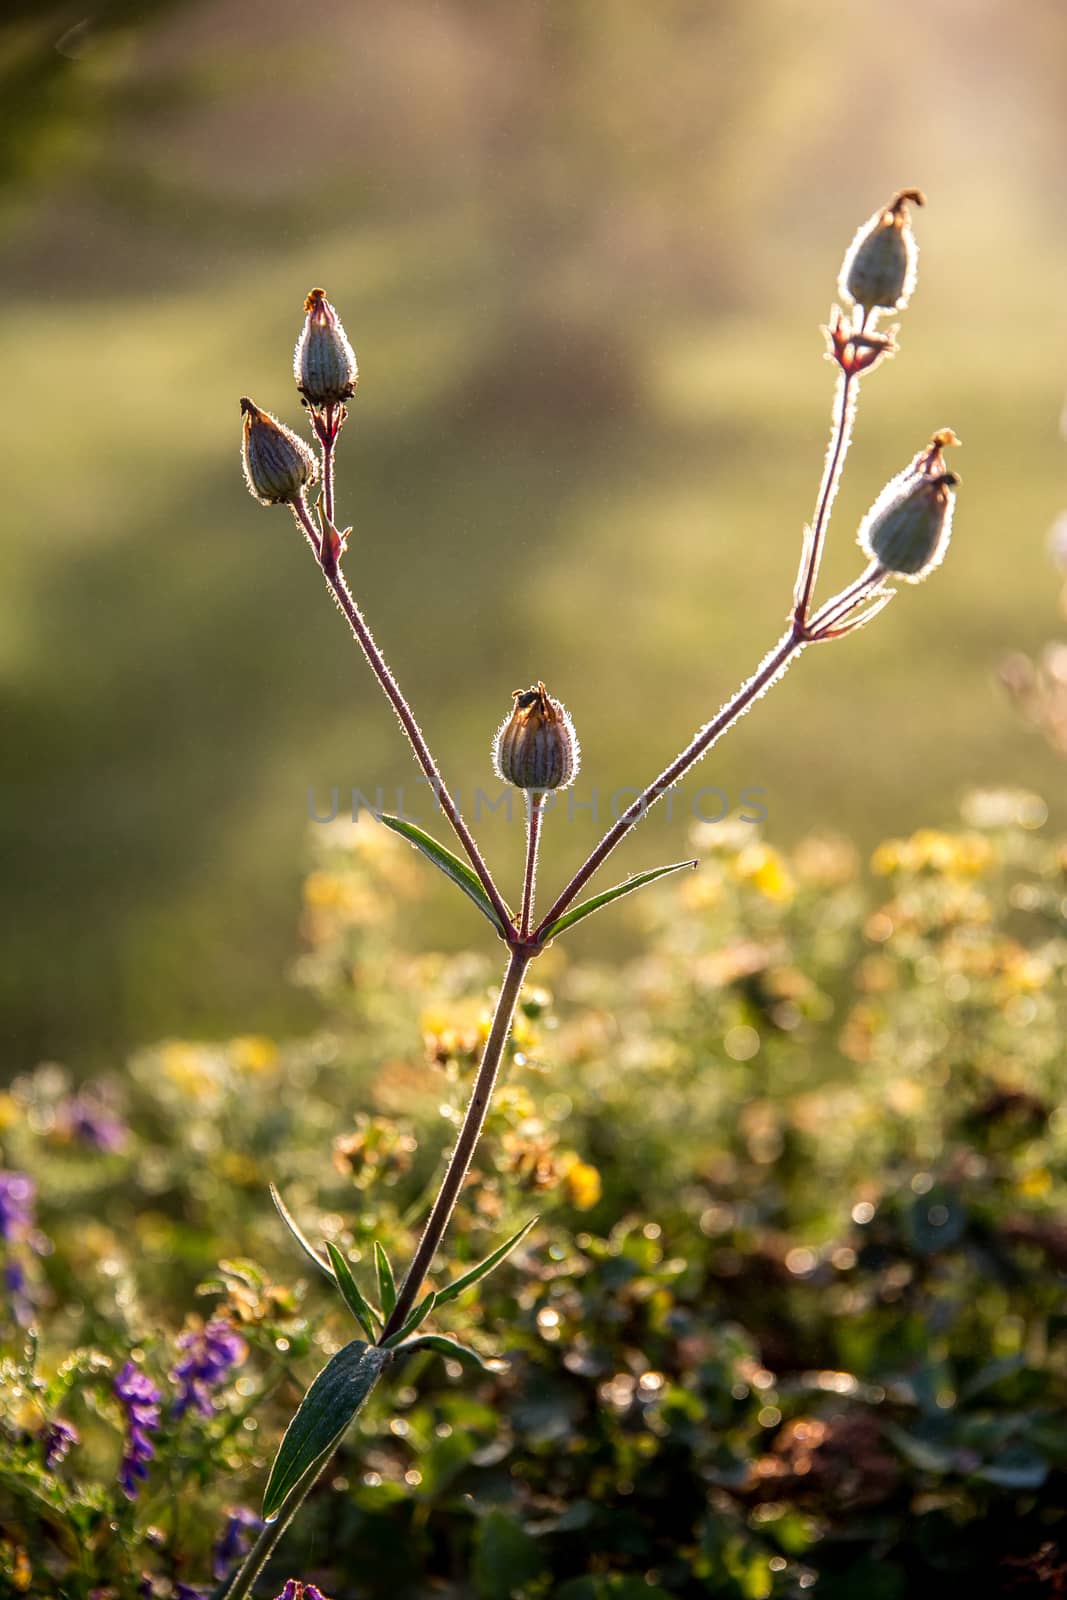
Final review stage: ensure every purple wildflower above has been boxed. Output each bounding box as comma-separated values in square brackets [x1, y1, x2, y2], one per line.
[275, 1584, 332, 1600]
[170, 1317, 246, 1419]
[0, 1171, 34, 1242]
[5, 1258, 35, 1327]
[0, 1170, 43, 1324]
[213, 1506, 260, 1581]
[175, 1587, 208, 1600]
[43, 1418, 79, 1469]
[64, 1090, 128, 1153]
[114, 1361, 162, 1499]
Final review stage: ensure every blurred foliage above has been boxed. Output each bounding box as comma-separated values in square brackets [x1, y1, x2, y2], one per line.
[0, 2, 190, 204]
[4, 803, 1067, 1595]
[2, 0, 1067, 1097]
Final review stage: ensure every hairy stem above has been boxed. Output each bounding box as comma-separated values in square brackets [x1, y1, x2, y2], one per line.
[794, 369, 857, 625]
[382, 946, 530, 1338]
[291, 495, 321, 561]
[221, 1450, 329, 1600]
[292, 497, 512, 933]
[520, 793, 546, 940]
[321, 405, 337, 528]
[533, 628, 803, 939]
[808, 560, 885, 637]
[224, 948, 528, 1598]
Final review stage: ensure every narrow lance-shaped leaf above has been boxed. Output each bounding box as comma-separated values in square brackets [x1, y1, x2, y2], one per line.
[399, 1333, 496, 1373]
[262, 1340, 390, 1520]
[434, 1218, 538, 1308]
[324, 1240, 381, 1340]
[383, 1289, 437, 1347]
[270, 1183, 332, 1279]
[377, 814, 510, 934]
[374, 1240, 397, 1319]
[538, 860, 697, 943]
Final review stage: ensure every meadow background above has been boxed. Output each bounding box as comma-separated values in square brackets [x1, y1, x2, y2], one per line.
[2, 0, 1066, 1070]
[6, 6, 1067, 1598]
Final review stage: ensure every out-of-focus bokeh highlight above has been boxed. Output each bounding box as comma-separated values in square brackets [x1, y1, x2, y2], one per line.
[2, 0, 1066, 1064]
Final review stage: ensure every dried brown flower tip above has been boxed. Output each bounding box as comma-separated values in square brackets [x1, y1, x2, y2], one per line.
[493, 682, 580, 792]
[294, 288, 359, 407]
[858, 429, 961, 582]
[840, 189, 925, 316]
[240, 398, 318, 506]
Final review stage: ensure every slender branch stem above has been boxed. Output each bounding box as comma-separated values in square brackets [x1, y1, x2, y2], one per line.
[520, 793, 546, 940]
[535, 346, 875, 942]
[291, 495, 321, 561]
[382, 946, 530, 1339]
[808, 560, 885, 637]
[291, 497, 512, 933]
[321, 404, 337, 528]
[794, 369, 857, 625]
[533, 628, 803, 940]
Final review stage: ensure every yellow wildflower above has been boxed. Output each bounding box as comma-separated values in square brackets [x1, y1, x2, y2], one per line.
[734, 842, 795, 904]
[231, 1035, 278, 1074]
[565, 1158, 603, 1211]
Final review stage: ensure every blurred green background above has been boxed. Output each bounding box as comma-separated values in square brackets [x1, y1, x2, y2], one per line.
[2, 0, 1065, 1068]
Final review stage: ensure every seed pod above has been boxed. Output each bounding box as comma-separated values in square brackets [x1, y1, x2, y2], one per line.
[294, 288, 359, 406]
[840, 189, 925, 315]
[240, 398, 318, 506]
[859, 430, 961, 582]
[493, 682, 579, 792]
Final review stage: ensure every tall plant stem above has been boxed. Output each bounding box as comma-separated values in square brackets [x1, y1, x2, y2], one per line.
[223, 947, 530, 1599]
[794, 369, 857, 626]
[383, 945, 530, 1338]
[291, 498, 512, 933]
[533, 629, 803, 939]
[222, 1450, 331, 1600]
[520, 793, 546, 940]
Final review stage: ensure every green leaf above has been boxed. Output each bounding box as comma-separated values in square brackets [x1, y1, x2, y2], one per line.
[324, 1241, 381, 1339]
[269, 1184, 332, 1280]
[884, 1424, 953, 1474]
[400, 1333, 496, 1373]
[374, 1241, 397, 1319]
[473, 1508, 546, 1600]
[377, 814, 510, 933]
[262, 1339, 390, 1520]
[384, 1290, 437, 1346]
[435, 1217, 538, 1307]
[538, 860, 697, 942]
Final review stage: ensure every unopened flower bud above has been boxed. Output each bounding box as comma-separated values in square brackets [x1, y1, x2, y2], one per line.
[859, 429, 961, 582]
[240, 398, 317, 506]
[493, 682, 579, 792]
[294, 288, 359, 406]
[840, 189, 925, 315]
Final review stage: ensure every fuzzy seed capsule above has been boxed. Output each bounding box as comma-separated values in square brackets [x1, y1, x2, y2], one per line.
[493, 683, 579, 792]
[294, 288, 359, 406]
[859, 429, 961, 582]
[840, 189, 925, 315]
[240, 398, 318, 506]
